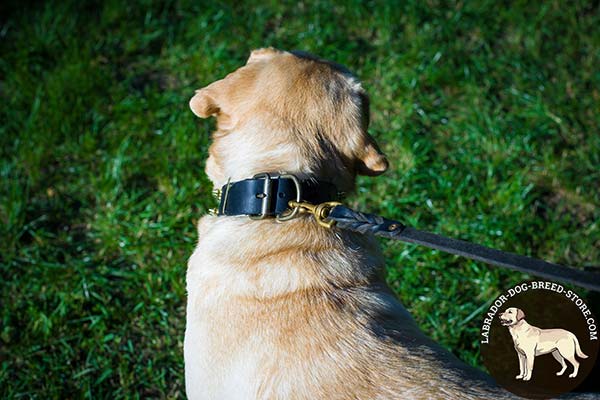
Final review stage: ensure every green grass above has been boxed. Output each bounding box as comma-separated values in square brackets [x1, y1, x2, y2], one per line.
[1, 0, 599, 398]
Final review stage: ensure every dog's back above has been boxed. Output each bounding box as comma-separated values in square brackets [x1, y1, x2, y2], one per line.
[185, 215, 508, 399]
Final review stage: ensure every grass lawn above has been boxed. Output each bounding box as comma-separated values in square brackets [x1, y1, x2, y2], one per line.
[1, 0, 599, 398]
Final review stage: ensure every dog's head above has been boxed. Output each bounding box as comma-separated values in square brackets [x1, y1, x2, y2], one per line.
[499, 307, 525, 326]
[190, 47, 388, 191]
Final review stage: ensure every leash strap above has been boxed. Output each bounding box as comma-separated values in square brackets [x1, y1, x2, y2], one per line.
[327, 205, 600, 292]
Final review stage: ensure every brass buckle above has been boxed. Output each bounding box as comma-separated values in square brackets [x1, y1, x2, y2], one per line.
[249, 173, 274, 220]
[275, 174, 303, 222]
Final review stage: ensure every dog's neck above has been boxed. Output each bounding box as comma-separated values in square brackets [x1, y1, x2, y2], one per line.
[508, 319, 529, 335]
[205, 125, 356, 192]
[191, 213, 386, 299]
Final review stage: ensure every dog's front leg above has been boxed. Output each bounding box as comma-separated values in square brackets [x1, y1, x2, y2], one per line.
[523, 349, 536, 381]
[515, 349, 526, 379]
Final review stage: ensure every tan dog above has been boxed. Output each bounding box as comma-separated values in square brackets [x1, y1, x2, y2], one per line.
[185, 48, 512, 399]
[499, 307, 588, 381]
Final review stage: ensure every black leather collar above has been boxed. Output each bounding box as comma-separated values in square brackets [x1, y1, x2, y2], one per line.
[216, 173, 339, 218]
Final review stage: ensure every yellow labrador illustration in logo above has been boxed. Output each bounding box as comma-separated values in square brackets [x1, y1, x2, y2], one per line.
[499, 307, 588, 381]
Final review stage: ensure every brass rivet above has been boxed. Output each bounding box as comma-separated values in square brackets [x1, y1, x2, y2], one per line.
[388, 223, 400, 231]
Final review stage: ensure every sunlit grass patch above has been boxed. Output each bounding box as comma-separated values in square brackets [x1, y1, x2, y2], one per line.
[1, 1, 598, 397]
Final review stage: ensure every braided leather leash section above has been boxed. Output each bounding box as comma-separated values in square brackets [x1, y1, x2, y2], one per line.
[327, 205, 600, 292]
[325, 204, 406, 236]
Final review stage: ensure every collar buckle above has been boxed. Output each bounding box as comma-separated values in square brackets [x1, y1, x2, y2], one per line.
[247, 172, 303, 220]
[249, 173, 274, 220]
[247, 172, 304, 220]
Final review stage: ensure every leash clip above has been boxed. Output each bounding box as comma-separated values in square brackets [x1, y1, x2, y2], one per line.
[286, 200, 342, 228]
[273, 173, 341, 227]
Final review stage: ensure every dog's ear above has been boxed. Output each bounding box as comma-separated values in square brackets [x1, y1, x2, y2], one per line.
[355, 141, 389, 176]
[247, 47, 281, 64]
[353, 91, 388, 176]
[516, 309, 525, 321]
[190, 80, 236, 129]
[189, 88, 219, 118]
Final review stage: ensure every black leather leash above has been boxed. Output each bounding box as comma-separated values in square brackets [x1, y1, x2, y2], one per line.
[326, 205, 600, 292]
[213, 173, 600, 292]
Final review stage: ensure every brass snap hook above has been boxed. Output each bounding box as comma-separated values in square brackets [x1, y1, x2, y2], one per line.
[287, 201, 341, 228]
